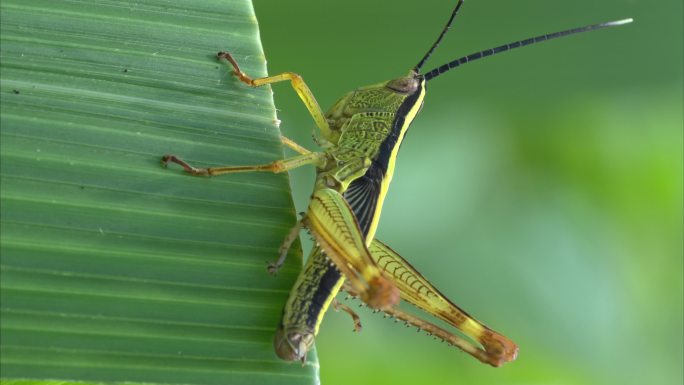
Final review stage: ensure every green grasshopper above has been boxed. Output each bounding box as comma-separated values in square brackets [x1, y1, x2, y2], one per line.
[162, 0, 632, 368]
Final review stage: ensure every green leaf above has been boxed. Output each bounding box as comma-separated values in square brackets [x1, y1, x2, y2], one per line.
[0, 0, 318, 384]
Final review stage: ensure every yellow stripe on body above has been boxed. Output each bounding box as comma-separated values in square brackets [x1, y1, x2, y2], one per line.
[365, 79, 426, 244]
[313, 269, 345, 335]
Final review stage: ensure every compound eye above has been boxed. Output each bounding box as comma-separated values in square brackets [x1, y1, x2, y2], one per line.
[386, 77, 419, 93]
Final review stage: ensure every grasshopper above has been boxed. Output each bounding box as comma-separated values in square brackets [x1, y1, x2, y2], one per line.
[162, 0, 632, 368]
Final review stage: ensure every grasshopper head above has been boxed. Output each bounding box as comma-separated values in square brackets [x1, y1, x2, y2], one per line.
[274, 325, 315, 363]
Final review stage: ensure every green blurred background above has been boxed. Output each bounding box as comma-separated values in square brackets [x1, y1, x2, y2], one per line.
[252, 0, 683, 384]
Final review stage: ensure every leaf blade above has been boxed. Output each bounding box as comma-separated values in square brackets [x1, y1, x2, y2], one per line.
[0, 0, 318, 383]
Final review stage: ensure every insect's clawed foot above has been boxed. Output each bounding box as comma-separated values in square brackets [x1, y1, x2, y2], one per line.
[217, 51, 254, 86]
[217, 51, 237, 74]
[267, 261, 283, 275]
[332, 299, 363, 332]
[161, 154, 210, 176]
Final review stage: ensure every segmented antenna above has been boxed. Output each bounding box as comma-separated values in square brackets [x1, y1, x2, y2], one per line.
[423, 18, 633, 81]
[414, 0, 465, 73]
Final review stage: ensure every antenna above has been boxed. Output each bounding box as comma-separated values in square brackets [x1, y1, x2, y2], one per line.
[414, 0, 465, 73]
[423, 18, 633, 81]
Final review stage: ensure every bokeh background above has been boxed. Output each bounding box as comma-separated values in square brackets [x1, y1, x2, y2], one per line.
[253, 0, 683, 384]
